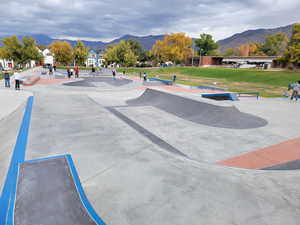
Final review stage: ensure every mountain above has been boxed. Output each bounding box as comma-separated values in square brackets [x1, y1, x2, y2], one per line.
[106, 34, 164, 50]
[0, 33, 163, 51]
[218, 24, 293, 52]
[0, 24, 295, 52]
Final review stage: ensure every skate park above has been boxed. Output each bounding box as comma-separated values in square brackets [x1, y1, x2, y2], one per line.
[1, 67, 300, 225]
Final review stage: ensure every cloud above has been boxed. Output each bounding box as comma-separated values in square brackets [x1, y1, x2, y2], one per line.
[0, 0, 299, 41]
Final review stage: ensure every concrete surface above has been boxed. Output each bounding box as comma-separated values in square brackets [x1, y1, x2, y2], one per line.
[15, 157, 97, 225]
[0, 88, 32, 195]
[2, 67, 300, 225]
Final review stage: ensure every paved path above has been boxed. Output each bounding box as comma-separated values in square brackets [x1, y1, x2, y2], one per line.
[1, 67, 300, 225]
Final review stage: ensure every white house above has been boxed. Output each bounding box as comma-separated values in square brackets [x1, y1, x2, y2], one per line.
[86, 50, 105, 67]
[0, 59, 14, 70]
[42, 49, 54, 66]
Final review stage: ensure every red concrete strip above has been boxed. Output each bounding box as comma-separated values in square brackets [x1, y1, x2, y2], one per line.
[22, 76, 40, 86]
[217, 137, 300, 169]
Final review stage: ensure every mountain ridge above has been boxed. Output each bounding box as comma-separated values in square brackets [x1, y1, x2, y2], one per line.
[0, 23, 295, 52]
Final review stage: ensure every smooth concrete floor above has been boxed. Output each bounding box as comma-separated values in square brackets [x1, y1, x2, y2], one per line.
[2, 69, 300, 225]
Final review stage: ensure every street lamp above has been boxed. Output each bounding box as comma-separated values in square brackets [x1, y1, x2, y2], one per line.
[199, 49, 203, 67]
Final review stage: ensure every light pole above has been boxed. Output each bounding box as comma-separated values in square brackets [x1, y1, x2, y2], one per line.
[191, 41, 194, 67]
[199, 49, 202, 67]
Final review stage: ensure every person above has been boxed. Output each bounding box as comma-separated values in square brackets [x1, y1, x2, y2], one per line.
[173, 75, 177, 82]
[49, 65, 53, 76]
[143, 72, 147, 81]
[91, 66, 96, 76]
[112, 70, 116, 80]
[291, 81, 300, 101]
[14, 71, 21, 90]
[70, 68, 74, 77]
[4, 70, 10, 88]
[75, 66, 79, 78]
[53, 65, 57, 72]
[67, 67, 71, 78]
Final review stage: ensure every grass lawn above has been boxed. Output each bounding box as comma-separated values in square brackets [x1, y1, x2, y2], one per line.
[57, 66, 94, 70]
[118, 67, 300, 97]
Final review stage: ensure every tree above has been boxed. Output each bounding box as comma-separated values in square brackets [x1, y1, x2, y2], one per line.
[236, 43, 265, 56]
[49, 41, 73, 65]
[1, 36, 42, 68]
[104, 40, 137, 66]
[73, 40, 89, 66]
[126, 39, 148, 62]
[22, 37, 43, 63]
[151, 33, 193, 64]
[261, 32, 288, 56]
[224, 48, 235, 56]
[195, 33, 219, 56]
[37, 44, 47, 51]
[285, 23, 300, 69]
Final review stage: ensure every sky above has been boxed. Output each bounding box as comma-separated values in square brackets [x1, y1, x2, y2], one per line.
[0, 0, 300, 41]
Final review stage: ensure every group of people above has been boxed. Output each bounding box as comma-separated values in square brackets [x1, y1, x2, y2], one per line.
[3, 70, 21, 90]
[66, 66, 80, 79]
[288, 81, 300, 101]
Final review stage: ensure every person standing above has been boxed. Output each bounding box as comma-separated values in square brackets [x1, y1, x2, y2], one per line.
[91, 66, 96, 77]
[173, 75, 177, 82]
[290, 81, 300, 101]
[70, 68, 74, 77]
[49, 65, 53, 77]
[67, 67, 71, 78]
[143, 72, 147, 81]
[75, 66, 79, 78]
[112, 70, 116, 80]
[53, 65, 57, 72]
[4, 70, 10, 88]
[14, 71, 21, 90]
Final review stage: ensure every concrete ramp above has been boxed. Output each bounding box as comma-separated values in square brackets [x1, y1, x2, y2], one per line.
[127, 89, 267, 129]
[64, 77, 133, 87]
[14, 155, 105, 225]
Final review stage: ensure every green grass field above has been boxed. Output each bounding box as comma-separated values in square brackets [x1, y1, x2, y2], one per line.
[57, 66, 94, 70]
[118, 67, 300, 97]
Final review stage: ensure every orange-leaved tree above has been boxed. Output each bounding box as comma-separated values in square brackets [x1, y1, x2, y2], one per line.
[151, 33, 193, 64]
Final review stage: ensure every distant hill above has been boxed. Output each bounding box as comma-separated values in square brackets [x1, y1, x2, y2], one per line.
[0, 33, 164, 51]
[218, 24, 294, 52]
[0, 24, 295, 52]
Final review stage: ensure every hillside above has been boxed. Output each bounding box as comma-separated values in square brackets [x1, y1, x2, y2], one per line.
[217, 24, 293, 52]
[0, 24, 295, 52]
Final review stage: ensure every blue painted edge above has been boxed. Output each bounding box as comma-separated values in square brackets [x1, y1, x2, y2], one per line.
[0, 96, 34, 225]
[65, 154, 107, 225]
[149, 78, 173, 85]
[202, 93, 239, 101]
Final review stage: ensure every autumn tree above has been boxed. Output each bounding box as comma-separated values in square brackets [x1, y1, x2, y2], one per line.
[224, 48, 238, 56]
[73, 40, 89, 66]
[261, 32, 288, 56]
[1, 36, 42, 68]
[284, 23, 300, 69]
[49, 41, 73, 65]
[237, 43, 265, 56]
[151, 33, 193, 64]
[195, 33, 219, 56]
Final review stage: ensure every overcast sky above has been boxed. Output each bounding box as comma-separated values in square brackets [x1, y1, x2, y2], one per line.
[1, 0, 299, 41]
